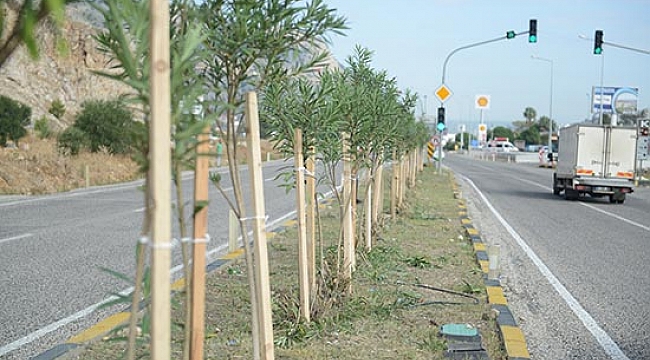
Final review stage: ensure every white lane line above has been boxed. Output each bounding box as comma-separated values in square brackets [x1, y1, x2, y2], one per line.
[463, 176, 630, 360]
[0, 233, 34, 245]
[0, 286, 133, 357]
[516, 177, 650, 233]
[0, 201, 304, 356]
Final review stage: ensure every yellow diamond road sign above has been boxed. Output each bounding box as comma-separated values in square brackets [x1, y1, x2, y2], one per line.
[435, 84, 452, 103]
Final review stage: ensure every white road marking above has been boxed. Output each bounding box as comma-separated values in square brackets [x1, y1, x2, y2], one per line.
[0, 185, 320, 357]
[0, 161, 314, 356]
[463, 176, 630, 360]
[517, 177, 650, 232]
[0, 233, 33, 245]
[0, 287, 133, 357]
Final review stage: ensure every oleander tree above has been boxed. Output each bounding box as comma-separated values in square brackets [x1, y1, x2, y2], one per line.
[260, 45, 427, 300]
[90, 0, 207, 359]
[196, 0, 346, 355]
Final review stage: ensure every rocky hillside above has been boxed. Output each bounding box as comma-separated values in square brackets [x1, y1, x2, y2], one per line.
[0, 4, 131, 130]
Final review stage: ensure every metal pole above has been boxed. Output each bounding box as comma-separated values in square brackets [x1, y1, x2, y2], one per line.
[460, 125, 465, 153]
[437, 128, 443, 175]
[599, 53, 605, 126]
[604, 41, 650, 55]
[531, 56, 554, 155]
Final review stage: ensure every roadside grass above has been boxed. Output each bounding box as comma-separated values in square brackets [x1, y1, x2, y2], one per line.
[67, 166, 505, 360]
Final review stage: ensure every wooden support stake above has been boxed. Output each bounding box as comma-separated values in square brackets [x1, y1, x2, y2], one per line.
[190, 128, 210, 360]
[398, 156, 405, 207]
[149, 0, 171, 358]
[372, 153, 383, 225]
[390, 149, 398, 220]
[228, 209, 239, 252]
[244, 92, 275, 359]
[305, 149, 316, 289]
[342, 133, 354, 279]
[293, 129, 310, 322]
[410, 151, 417, 187]
[365, 171, 372, 251]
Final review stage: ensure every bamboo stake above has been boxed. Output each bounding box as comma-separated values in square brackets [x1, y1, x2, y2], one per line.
[190, 128, 210, 360]
[378, 159, 385, 227]
[305, 149, 316, 289]
[149, 0, 171, 357]
[342, 133, 353, 279]
[293, 129, 310, 322]
[398, 156, 405, 207]
[364, 170, 372, 251]
[391, 149, 398, 219]
[244, 92, 275, 359]
[371, 153, 383, 225]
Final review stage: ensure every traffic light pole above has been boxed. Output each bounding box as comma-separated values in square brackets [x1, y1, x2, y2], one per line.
[604, 41, 650, 55]
[438, 29, 532, 174]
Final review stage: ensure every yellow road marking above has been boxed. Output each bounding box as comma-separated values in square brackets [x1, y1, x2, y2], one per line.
[221, 248, 244, 260]
[479, 260, 489, 273]
[486, 286, 508, 305]
[67, 312, 130, 344]
[500, 325, 531, 358]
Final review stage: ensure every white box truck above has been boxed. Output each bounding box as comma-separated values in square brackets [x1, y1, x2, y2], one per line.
[552, 124, 636, 204]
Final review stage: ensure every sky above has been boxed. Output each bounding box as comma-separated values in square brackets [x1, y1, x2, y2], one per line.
[322, 0, 650, 133]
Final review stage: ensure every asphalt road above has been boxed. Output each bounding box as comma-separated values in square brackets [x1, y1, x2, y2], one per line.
[0, 159, 338, 359]
[444, 153, 650, 360]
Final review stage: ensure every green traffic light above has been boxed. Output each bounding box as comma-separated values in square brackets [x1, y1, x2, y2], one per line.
[437, 122, 446, 131]
[594, 47, 602, 55]
[506, 31, 516, 39]
[528, 35, 537, 43]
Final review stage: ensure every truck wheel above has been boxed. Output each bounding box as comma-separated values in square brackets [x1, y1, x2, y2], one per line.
[552, 174, 561, 195]
[609, 193, 626, 204]
[564, 188, 578, 200]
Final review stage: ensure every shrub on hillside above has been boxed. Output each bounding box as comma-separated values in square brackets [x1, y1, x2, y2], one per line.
[48, 99, 66, 120]
[0, 95, 31, 146]
[73, 99, 137, 154]
[34, 116, 53, 139]
[57, 126, 88, 155]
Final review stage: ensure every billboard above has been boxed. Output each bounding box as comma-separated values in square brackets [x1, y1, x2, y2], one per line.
[591, 86, 638, 115]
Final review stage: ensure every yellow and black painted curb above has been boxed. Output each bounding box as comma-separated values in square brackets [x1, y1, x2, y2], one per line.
[34, 197, 338, 360]
[453, 183, 531, 360]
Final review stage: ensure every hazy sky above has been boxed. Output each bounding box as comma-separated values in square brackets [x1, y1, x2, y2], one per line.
[323, 0, 650, 132]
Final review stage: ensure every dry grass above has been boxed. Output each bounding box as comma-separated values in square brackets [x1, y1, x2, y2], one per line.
[0, 135, 141, 195]
[0, 135, 281, 195]
[67, 166, 505, 360]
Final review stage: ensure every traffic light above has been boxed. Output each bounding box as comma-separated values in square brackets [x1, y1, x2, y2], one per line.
[437, 107, 445, 131]
[506, 30, 516, 39]
[594, 30, 603, 55]
[528, 19, 537, 43]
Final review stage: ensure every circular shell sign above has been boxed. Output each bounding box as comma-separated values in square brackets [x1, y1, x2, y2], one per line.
[475, 95, 490, 109]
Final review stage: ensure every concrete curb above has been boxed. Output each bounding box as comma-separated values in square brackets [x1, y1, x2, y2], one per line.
[452, 183, 531, 360]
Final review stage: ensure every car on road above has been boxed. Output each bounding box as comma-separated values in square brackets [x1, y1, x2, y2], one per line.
[486, 139, 519, 153]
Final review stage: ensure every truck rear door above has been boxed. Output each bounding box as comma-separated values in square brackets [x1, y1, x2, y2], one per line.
[606, 127, 637, 179]
[575, 126, 606, 177]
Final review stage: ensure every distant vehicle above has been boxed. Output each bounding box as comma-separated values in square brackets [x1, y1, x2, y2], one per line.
[539, 145, 558, 167]
[485, 137, 519, 152]
[552, 124, 636, 204]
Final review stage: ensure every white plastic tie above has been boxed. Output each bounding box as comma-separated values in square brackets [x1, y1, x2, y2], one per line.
[181, 233, 211, 244]
[239, 215, 269, 222]
[138, 236, 175, 250]
[295, 166, 316, 178]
